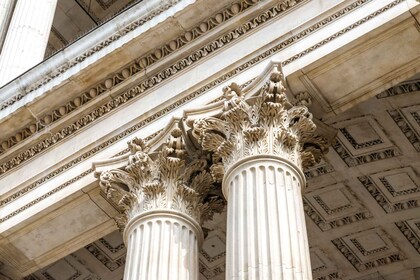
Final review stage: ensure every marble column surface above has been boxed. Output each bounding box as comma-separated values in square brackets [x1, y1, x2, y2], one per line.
[0, 0, 57, 86]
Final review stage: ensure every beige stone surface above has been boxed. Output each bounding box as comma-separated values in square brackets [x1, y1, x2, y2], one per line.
[0, 0, 419, 279]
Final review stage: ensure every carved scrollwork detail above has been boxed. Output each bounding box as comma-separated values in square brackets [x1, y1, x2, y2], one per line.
[97, 128, 225, 231]
[192, 65, 334, 172]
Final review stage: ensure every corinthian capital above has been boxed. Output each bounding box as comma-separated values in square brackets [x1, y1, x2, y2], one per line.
[95, 126, 225, 231]
[191, 64, 335, 174]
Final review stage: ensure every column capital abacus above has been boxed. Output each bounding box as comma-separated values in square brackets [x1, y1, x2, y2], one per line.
[95, 126, 225, 234]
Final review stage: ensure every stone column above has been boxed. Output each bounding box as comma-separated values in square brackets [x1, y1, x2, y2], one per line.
[0, 0, 57, 86]
[192, 65, 334, 279]
[97, 128, 224, 280]
[0, 0, 16, 51]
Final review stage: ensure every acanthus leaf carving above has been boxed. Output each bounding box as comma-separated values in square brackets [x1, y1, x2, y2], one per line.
[191, 64, 335, 174]
[96, 126, 225, 231]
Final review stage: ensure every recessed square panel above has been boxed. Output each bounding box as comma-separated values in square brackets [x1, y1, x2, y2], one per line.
[383, 173, 417, 193]
[389, 105, 420, 152]
[311, 253, 326, 272]
[406, 218, 420, 238]
[333, 228, 404, 272]
[396, 218, 420, 254]
[351, 233, 387, 255]
[346, 122, 380, 144]
[336, 116, 394, 156]
[310, 247, 343, 279]
[342, 228, 398, 262]
[43, 259, 79, 279]
[95, 230, 126, 259]
[202, 235, 225, 259]
[317, 190, 351, 212]
[306, 183, 364, 221]
[102, 231, 124, 248]
[370, 167, 419, 203]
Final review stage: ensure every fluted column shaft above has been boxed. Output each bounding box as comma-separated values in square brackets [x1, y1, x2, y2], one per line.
[0, 0, 57, 86]
[96, 130, 224, 280]
[123, 211, 200, 280]
[223, 156, 312, 280]
[0, 0, 15, 51]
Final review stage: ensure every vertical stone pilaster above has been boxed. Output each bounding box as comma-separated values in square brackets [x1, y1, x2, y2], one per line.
[0, 0, 57, 86]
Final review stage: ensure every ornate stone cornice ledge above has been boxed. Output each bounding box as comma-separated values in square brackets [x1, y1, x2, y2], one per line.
[0, 0, 303, 157]
[0, 0, 378, 171]
[0, 0, 191, 109]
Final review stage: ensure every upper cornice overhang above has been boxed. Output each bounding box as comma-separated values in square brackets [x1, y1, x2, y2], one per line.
[0, 0, 249, 121]
[0, 0, 418, 177]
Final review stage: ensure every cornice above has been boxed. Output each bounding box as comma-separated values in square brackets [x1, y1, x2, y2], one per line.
[0, 0, 405, 224]
[0, 0, 378, 165]
[0, 0, 186, 111]
[0, 0, 266, 156]
[4, 0, 396, 161]
[0, 0, 308, 171]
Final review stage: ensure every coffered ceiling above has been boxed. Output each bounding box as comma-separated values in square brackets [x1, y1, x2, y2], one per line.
[25, 75, 420, 280]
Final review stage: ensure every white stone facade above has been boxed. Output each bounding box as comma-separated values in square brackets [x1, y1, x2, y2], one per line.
[0, 0, 419, 279]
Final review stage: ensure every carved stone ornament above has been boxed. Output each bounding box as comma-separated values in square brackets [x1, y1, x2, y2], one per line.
[95, 126, 225, 231]
[189, 63, 335, 178]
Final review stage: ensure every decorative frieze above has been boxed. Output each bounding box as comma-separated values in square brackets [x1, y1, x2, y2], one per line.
[0, 0, 303, 156]
[0, 0, 302, 111]
[282, 0, 403, 65]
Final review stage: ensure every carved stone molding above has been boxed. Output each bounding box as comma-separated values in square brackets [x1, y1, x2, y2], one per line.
[0, 0, 304, 112]
[304, 183, 371, 231]
[332, 228, 405, 272]
[358, 167, 420, 213]
[389, 106, 420, 152]
[376, 79, 420, 98]
[95, 126, 225, 231]
[0, 0, 394, 177]
[304, 159, 334, 180]
[310, 247, 344, 280]
[190, 64, 335, 181]
[395, 219, 420, 254]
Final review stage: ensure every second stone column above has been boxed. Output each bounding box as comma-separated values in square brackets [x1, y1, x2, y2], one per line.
[96, 128, 224, 280]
